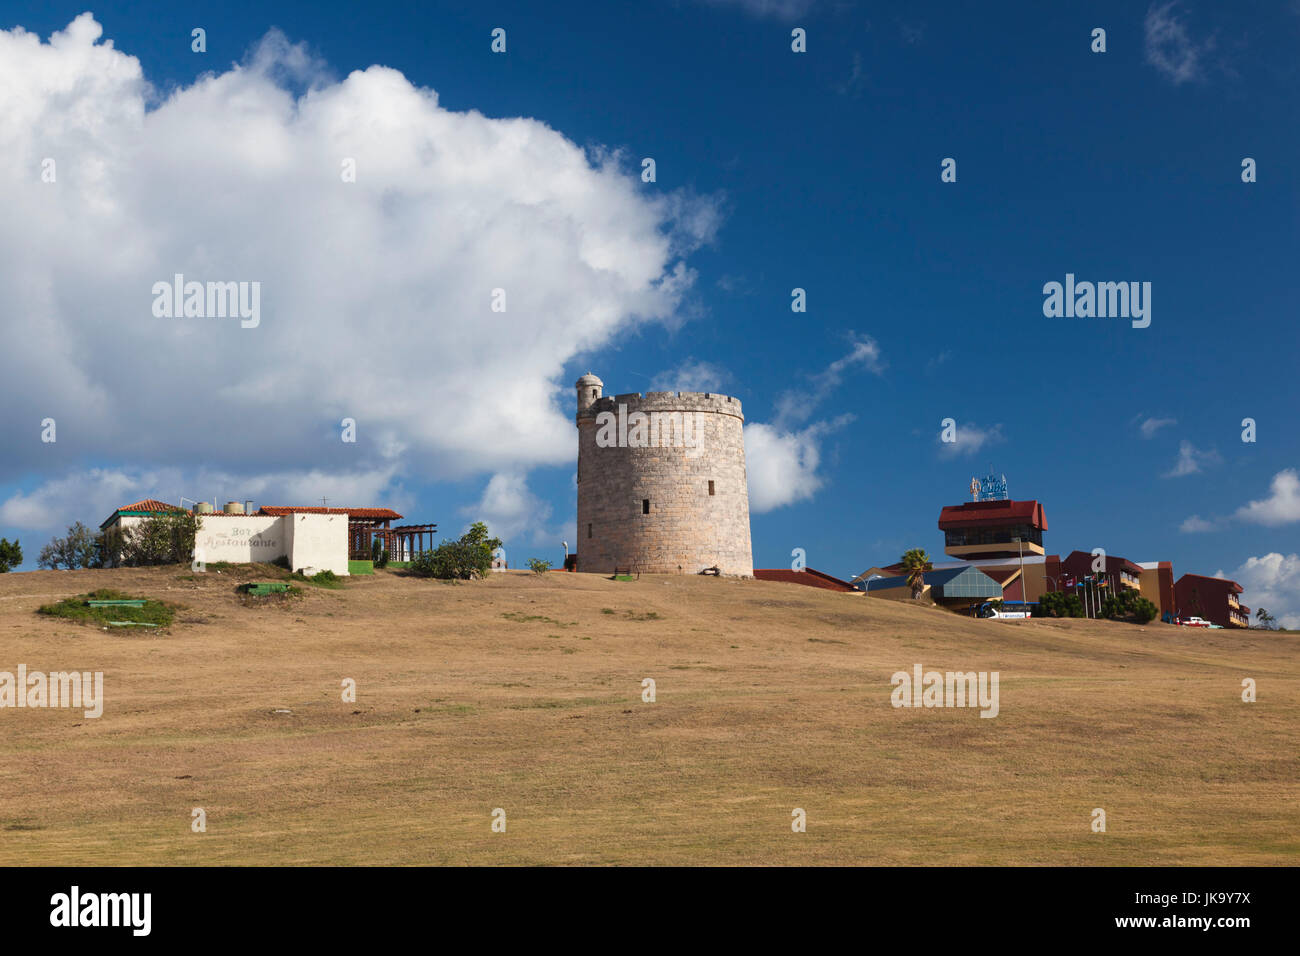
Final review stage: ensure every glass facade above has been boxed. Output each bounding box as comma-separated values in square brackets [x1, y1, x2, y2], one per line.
[944, 524, 1043, 548]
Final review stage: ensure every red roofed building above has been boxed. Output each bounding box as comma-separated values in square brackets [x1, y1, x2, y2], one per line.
[1060, 550, 1144, 591]
[97, 499, 433, 570]
[938, 499, 1048, 560]
[1175, 573, 1249, 628]
[752, 568, 857, 592]
[98, 498, 188, 531]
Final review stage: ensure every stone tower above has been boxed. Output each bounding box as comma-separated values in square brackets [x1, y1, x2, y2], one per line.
[575, 373, 753, 576]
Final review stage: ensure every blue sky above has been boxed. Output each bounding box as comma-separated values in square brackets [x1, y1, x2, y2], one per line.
[0, 1, 1296, 620]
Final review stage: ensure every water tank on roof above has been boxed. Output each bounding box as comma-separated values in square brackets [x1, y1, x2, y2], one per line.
[224, 501, 244, 514]
[196, 501, 214, 514]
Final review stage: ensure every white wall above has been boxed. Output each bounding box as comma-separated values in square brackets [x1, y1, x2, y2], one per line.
[285, 513, 349, 576]
[194, 515, 286, 565]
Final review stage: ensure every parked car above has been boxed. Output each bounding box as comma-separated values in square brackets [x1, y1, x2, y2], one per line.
[1177, 616, 1211, 627]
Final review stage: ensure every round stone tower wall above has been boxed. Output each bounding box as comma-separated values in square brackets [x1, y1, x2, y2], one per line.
[576, 382, 753, 576]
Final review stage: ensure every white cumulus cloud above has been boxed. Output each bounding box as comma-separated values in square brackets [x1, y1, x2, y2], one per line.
[1219, 552, 1300, 630]
[0, 15, 716, 534]
[744, 416, 850, 513]
[1234, 469, 1300, 526]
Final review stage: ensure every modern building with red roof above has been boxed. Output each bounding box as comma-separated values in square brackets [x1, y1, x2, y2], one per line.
[1060, 550, 1144, 591]
[938, 498, 1048, 561]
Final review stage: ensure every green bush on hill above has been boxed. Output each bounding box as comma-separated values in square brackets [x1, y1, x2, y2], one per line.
[408, 522, 502, 580]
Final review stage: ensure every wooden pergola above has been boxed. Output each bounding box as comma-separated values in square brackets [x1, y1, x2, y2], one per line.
[348, 516, 392, 560]
[373, 524, 439, 562]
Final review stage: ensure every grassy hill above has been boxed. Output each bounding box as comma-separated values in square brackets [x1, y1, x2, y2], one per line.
[1, 565, 1296, 865]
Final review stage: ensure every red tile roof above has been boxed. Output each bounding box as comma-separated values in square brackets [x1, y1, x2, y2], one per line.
[753, 568, 857, 592]
[257, 506, 403, 519]
[117, 498, 185, 513]
[938, 499, 1047, 531]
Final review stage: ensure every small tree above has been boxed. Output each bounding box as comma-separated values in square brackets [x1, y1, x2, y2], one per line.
[1098, 587, 1158, 624]
[1130, 596, 1159, 624]
[1255, 608, 1277, 630]
[38, 522, 98, 570]
[527, 558, 551, 575]
[899, 548, 932, 600]
[409, 522, 502, 580]
[0, 537, 22, 573]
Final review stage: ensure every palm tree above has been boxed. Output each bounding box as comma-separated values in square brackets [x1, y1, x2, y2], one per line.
[900, 548, 933, 600]
[1256, 608, 1276, 629]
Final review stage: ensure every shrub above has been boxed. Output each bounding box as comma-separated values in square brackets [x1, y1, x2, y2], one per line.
[1131, 596, 1159, 624]
[0, 537, 22, 573]
[292, 568, 343, 589]
[1039, 591, 1084, 618]
[1097, 587, 1159, 624]
[408, 522, 502, 580]
[527, 558, 551, 575]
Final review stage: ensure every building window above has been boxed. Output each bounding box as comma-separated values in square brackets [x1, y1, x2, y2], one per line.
[944, 524, 1042, 548]
[708, 480, 715, 496]
[587, 523, 592, 539]
[642, 499, 650, 514]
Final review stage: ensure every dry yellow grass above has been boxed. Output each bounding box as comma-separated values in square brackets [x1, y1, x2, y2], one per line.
[1, 565, 1296, 865]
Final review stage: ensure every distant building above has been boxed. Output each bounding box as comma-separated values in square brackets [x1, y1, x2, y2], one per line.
[99, 498, 189, 543]
[853, 475, 1190, 618]
[1060, 550, 1144, 592]
[1175, 574, 1250, 628]
[938, 498, 1048, 561]
[97, 500, 430, 576]
[1135, 561, 1176, 620]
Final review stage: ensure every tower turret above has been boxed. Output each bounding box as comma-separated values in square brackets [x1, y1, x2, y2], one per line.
[575, 372, 603, 418]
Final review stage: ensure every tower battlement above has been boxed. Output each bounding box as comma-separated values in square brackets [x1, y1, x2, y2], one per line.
[579, 390, 744, 422]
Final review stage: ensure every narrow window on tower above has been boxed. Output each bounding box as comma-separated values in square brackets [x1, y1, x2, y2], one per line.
[642, 499, 650, 514]
[708, 480, 715, 496]
[587, 523, 592, 539]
